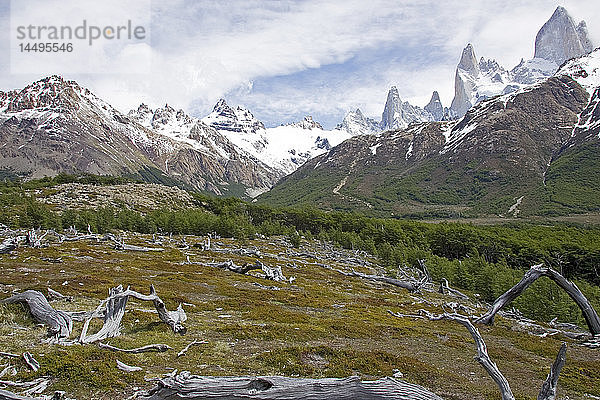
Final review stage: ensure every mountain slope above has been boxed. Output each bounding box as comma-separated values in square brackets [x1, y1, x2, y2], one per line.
[0, 77, 278, 197]
[259, 73, 591, 217]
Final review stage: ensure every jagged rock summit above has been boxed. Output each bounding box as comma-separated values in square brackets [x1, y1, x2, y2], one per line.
[285, 115, 323, 130]
[450, 44, 512, 117]
[202, 99, 265, 134]
[335, 109, 380, 136]
[424, 91, 445, 121]
[380, 86, 434, 130]
[449, 7, 594, 117]
[534, 6, 593, 66]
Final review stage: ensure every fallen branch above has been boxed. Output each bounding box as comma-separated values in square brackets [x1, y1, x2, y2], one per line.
[47, 289, 72, 302]
[105, 234, 163, 252]
[439, 278, 469, 300]
[477, 264, 600, 335]
[1, 291, 72, 339]
[22, 353, 39, 372]
[140, 372, 444, 400]
[98, 342, 171, 354]
[394, 311, 569, 400]
[0, 352, 19, 358]
[116, 360, 142, 373]
[177, 340, 208, 358]
[342, 269, 421, 292]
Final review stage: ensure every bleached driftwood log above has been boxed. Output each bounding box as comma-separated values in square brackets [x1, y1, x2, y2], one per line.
[477, 264, 600, 335]
[0, 386, 65, 400]
[1, 291, 72, 339]
[22, 353, 40, 372]
[25, 230, 48, 249]
[210, 260, 289, 282]
[80, 285, 130, 344]
[80, 285, 186, 343]
[140, 372, 444, 400]
[47, 288, 72, 302]
[98, 342, 171, 353]
[104, 234, 164, 252]
[0, 237, 20, 254]
[177, 340, 208, 357]
[116, 360, 142, 373]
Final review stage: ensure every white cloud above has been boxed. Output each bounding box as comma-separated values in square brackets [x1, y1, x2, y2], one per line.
[1, 0, 599, 126]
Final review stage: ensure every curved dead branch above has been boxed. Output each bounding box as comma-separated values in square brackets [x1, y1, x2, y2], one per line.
[477, 264, 600, 335]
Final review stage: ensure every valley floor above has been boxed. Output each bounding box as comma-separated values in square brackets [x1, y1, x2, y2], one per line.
[0, 233, 599, 399]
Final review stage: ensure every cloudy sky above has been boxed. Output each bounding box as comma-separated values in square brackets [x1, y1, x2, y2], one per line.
[1, 0, 599, 128]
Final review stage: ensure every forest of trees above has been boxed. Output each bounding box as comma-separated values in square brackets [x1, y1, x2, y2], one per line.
[1, 174, 599, 326]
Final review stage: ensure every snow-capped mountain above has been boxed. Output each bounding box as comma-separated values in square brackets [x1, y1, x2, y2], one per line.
[449, 6, 594, 117]
[335, 109, 380, 136]
[202, 99, 352, 175]
[0, 76, 279, 197]
[202, 99, 265, 134]
[380, 86, 434, 130]
[262, 46, 600, 215]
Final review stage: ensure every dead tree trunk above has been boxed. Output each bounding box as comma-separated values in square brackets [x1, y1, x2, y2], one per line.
[477, 264, 600, 335]
[80, 285, 130, 344]
[1, 291, 72, 339]
[80, 285, 187, 343]
[538, 343, 567, 400]
[140, 372, 444, 400]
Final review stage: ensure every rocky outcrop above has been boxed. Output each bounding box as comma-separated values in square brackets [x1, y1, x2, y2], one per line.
[534, 6, 593, 66]
[285, 116, 323, 130]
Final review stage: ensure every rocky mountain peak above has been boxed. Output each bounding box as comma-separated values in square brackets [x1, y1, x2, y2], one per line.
[458, 44, 479, 75]
[212, 99, 236, 119]
[534, 6, 593, 65]
[424, 91, 444, 121]
[202, 99, 265, 134]
[380, 86, 434, 130]
[292, 116, 323, 130]
[5, 75, 85, 113]
[381, 86, 402, 129]
[335, 108, 380, 136]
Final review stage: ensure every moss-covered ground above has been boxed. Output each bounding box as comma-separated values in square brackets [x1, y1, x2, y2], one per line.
[0, 234, 598, 399]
